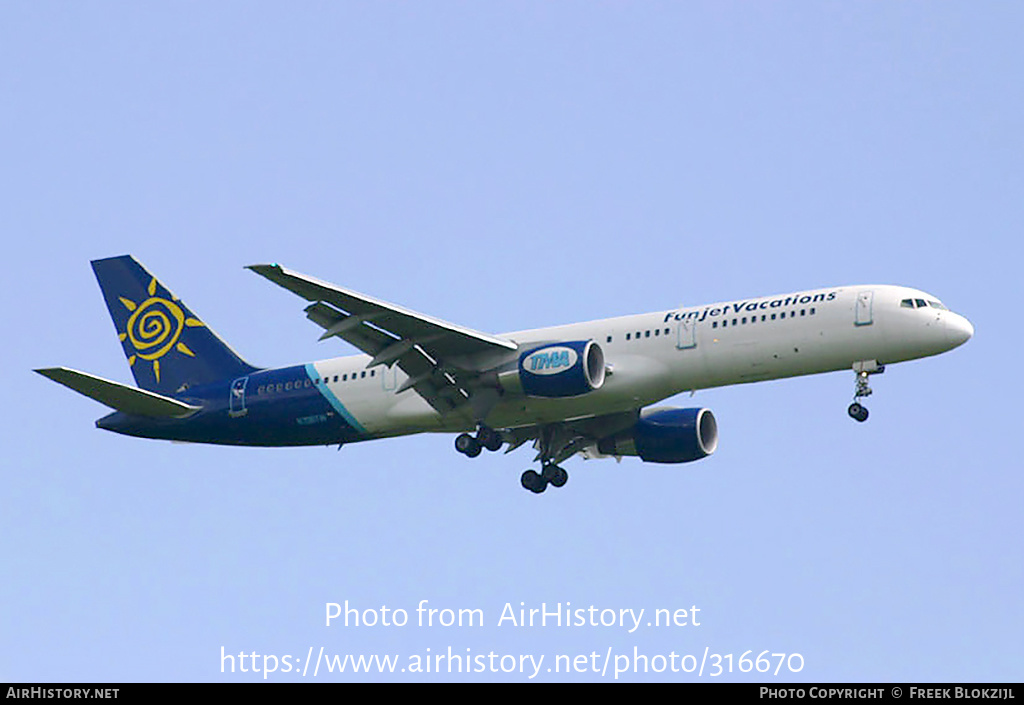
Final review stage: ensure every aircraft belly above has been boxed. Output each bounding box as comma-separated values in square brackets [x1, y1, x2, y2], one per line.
[384, 392, 451, 432]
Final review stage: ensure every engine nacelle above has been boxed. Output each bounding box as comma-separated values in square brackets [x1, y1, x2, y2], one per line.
[500, 340, 606, 398]
[597, 407, 718, 463]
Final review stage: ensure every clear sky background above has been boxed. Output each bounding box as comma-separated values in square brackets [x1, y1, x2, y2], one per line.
[3, 3, 1021, 682]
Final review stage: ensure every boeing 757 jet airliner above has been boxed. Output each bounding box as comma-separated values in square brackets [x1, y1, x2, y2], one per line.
[37, 256, 973, 493]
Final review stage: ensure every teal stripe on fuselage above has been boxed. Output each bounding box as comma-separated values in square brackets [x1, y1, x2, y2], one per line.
[305, 363, 368, 435]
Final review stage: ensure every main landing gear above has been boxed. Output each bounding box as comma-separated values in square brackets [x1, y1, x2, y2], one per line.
[454, 425, 503, 458]
[520, 464, 568, 494]
[848, 361, 885, 423]
[455, 423, 571, 494]
[519, 424, 571, 494]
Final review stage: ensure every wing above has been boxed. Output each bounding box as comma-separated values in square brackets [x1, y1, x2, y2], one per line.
[247, 264, 519, 414]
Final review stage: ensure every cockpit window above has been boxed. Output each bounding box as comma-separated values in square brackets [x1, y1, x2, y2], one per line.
[902, 297, 950, 311]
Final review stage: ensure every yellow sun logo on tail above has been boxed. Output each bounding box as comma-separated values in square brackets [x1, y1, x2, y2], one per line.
[117, 277, 205, 383]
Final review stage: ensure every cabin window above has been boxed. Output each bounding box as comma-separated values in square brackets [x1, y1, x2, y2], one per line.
[606, 335, 612, 343]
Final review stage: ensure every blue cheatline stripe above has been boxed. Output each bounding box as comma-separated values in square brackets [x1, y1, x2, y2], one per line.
[305, 363, 368, 435]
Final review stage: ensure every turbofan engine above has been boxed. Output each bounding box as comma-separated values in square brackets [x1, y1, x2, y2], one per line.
[597, 407, 718, 463]
[498, 340, 606, 398]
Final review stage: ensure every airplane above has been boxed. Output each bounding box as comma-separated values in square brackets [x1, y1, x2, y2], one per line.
[36, 255, 974, 493]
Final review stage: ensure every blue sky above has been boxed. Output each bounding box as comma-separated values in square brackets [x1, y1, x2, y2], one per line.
[2, 3, 1021, 682]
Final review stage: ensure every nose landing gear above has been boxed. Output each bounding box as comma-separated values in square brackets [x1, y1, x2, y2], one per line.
[848, 361, 884, 423]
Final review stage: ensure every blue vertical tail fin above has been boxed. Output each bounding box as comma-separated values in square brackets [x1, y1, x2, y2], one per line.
[91, 255, 259, 395]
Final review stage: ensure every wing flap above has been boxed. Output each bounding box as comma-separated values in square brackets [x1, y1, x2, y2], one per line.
[35, 367, 201, 418]
[303, 300, 468, 413]
[508, 410, 640, 465]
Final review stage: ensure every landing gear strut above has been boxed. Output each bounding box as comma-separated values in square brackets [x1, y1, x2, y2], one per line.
[848, 361, 884, 423]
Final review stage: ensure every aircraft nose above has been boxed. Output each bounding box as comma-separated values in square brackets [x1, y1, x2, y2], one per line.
[946, 314, 974, 348]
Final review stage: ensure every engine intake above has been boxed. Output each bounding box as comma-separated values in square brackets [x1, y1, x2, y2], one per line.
[598, 407, 718, 463]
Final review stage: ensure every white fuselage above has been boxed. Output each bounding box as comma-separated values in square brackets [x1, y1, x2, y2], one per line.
[300, 284, 973, 438]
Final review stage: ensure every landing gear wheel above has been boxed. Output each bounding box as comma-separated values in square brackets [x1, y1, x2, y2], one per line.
[848, 363, 882, 424]
[848, 403, 869, 422]
[477, 426, 503, 452]
[521, 469, 546, 493]
[455, 433, 482, 457]
[542, 464, 568, 488]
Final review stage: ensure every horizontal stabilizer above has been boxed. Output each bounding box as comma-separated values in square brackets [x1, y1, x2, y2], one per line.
[35, 367, 201, 418]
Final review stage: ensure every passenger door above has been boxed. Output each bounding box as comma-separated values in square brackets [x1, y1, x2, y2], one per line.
[855, 290, 874, 326]
[676, 316, 697, 350]
[229, 376, 249, 417]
